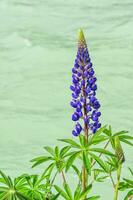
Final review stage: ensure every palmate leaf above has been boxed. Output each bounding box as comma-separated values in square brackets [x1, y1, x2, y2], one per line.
[65, 151, 81, 172]
[14, 175, 27, 190]
[22, 176, 45, 200]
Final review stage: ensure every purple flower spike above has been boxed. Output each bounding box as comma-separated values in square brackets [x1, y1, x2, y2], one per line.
[70, 29, 101, 135]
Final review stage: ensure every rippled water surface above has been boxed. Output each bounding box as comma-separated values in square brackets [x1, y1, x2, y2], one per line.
[0, 0, 133, 199]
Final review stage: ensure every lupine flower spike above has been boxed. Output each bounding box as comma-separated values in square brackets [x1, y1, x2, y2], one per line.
[70, 29, 101, 136]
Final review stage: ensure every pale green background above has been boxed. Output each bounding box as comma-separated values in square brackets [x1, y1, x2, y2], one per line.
[0, 0, 133, 199]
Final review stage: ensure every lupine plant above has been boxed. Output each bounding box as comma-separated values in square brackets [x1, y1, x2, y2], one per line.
[0, 30, 133, 200]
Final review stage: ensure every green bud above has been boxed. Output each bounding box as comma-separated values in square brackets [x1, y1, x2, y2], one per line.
[78, 29, 87, 49]
[114, 136, 125, 164]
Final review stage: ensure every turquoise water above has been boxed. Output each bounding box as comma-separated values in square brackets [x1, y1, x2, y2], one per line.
[0, 0, 133, 199]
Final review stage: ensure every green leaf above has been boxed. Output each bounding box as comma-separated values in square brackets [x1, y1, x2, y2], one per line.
[63, 183, 73, 200]
[89, 153, 109, 173]
[0, 186, 9, 192]
[89, 148, 116, 157]
[55, 146, 59, 158]
[74, 184, 81, 200]
[83, 151, 91, 175]
[123, 178, 133, 187]
[0, 171, 13, 188]
[71, 165, 81, 180]
[59, 139, 81, 148]
[95, 125, 107, 136]
[54, 185, 69, 200]
[129, 168, 133, 176]
[88, 135, 108, 146]
[50, 193, 60, 200]
[103, 126, 112, 136]
[31, 156, 53, 168]
[60, 146, 71, 158]
[119, 182, 129, 191]
[86, 196, 100, 200]
[113, 131, 128, 137]
[96, 176, 109, 182]
[119, 135, 133, 140]
[65, 151, 81, 172]
[79, 184, 92, 199]
[120, 138, 133, 146]
[44, 146, 55, 156]
[16, 192, 30, 200]
[42, 163, 55, 177]
[79, 135, 86, 147]
[124, 189, 133, 200]
[106, 157, 119, 171]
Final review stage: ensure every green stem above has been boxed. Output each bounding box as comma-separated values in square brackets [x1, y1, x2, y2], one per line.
[50, 171, 58, 188]
[114, 164, 122, 200]
[91, 140, 110, 167]
[109, 173, 115, 189]
[61, 170, 67, 183]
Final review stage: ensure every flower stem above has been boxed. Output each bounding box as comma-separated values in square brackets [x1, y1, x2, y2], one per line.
[114, 164, 122, 200]
[82, 74, 88, 197]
